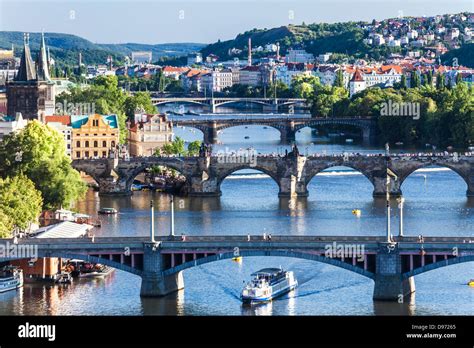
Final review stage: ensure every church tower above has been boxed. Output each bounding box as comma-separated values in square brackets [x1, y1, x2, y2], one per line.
[7, 32, 55, 120]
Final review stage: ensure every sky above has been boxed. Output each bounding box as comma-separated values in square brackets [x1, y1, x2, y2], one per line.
[0, 0, 473, 44]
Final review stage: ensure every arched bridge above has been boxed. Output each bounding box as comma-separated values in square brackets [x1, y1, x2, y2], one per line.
[71, 153, 474, 197]
[151, 97, 307, 113]
[1, 235, 472, 301]
[173, 116, 377, 144]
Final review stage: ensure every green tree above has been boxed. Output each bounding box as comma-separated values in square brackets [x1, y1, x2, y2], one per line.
[0, 121, 87, 209]
[334, 69, 345, 88]
[159, 136, 186, 156]
[0, 175, 43, 236]
[124, 92, 157, 120]
[411, 72, 421, 88]
[187, 141, 202, 156]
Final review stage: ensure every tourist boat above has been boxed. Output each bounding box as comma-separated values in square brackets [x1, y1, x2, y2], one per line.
[98, 207, 118, 215]
[0, 266, 23, 293]
[79, 264, 115, 278]
[244, 136, 250, 139]
[241, 268, 297, 304]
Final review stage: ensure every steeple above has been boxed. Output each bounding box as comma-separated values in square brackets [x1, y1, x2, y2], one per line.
[36, 31, 51, 81]
[15, 33, 37, 82]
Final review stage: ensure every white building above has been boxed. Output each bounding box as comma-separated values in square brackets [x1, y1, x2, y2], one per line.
[0, 113, 27, 141]
[349, 69, 366, 97]
[285, 49, 314, 63]
[275, 64, 313, 86]
[44, 115, 73, 157]
[201, 69, 233, 92]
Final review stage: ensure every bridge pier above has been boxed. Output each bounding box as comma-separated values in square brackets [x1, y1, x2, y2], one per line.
[140, 243, 184, 297]
[373, 243, 415, 301]
[371, 174, 402, 197]
[203, 123, 218, 144]
[280, 124, 296, 144]
[97, 177, 132, 196]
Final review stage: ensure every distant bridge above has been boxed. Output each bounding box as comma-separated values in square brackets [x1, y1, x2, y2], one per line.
[173, 116, 377, 144]
[151, 97, 307, 113]
[71, 153, 474, 197]
[1, 235, 473, 300]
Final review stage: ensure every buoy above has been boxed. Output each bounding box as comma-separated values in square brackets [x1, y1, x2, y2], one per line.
[352, 209, 361, 217]
[468, 279, 474, 287]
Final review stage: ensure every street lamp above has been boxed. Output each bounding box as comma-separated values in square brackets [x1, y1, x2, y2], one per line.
[397, 196, 405, 237]
[170, 194, 175, 237]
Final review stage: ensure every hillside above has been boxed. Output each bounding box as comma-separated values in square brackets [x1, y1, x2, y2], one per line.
[441, 43, 474, 68]
[0, 31, 206, 66]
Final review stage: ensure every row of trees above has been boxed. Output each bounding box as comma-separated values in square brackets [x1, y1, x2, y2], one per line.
[307, 77, 474, 148]
[57, 76, 157, 143]
[0, 122, 87, 237]
[155, 137, 201, 156]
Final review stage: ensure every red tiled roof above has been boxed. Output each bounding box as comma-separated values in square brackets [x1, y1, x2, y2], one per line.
[351, 69, 364, 82]
[44, 115, 71, 126]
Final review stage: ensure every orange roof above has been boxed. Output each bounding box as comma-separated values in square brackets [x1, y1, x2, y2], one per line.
[44, 115, 71, 126]
[351, 69, 364, 82]
[162, 66, 188, 73]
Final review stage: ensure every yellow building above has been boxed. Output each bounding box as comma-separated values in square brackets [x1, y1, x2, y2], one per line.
[71, 114, 119, 159]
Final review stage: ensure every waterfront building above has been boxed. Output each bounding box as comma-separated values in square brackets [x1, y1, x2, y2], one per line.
[238, 65, 262, 86]
[201, 68, 233, 92]
[71, 114, 119, 159]
[0, 112, 27, 140]
[349, 69, 366, 97]
[127, 112, 173, 157]
[275, 63, 313, 86]
[6, 33, 55, 120]
[44, 115, 72, 157]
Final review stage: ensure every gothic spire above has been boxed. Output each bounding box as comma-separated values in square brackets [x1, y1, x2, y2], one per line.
[36, 31, 51, 81]
[15, 33, 37, 82]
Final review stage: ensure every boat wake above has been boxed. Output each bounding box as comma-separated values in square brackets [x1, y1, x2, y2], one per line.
[294, 280, 367, 299]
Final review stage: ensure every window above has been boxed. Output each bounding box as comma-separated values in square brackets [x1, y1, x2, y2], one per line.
[85, 141, 89, 147]
[85, 151, 89, 158]
[102, 141, 107, 147]
[111, 141, 116, 147]
[76, 151, 80, 158]
[102, 151, 107, 157]
[67, 134, 71, 140]
[94, 141, 98, 147]
[94, 151, 98, 157]
[92, 120, 99, 127]
[76, 141, 81, 147]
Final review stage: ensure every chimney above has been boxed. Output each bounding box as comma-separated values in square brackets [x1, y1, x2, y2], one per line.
[276, 43, 280, 61]
[248, 38, 252, 66]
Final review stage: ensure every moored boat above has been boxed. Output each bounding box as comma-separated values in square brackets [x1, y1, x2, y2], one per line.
[98, 207, 118, 215]
[241, 268, 297, 304]
[0, 266, 23, 293]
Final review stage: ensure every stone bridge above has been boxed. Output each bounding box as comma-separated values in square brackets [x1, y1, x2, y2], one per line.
[71, 154, 474, 197]
[173, 117, 377, 144]
[1, 235, 472, 300]
[151, 97, 307, 113]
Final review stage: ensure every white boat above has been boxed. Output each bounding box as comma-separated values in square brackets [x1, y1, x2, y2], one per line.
[0, 266, 23, 293]
[241, 268, 297, 304]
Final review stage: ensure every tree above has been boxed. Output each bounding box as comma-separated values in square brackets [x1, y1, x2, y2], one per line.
[334, 69, 345, 88]
[0, 175, 43, 236]
[124, 92, 157, 120]
[159, 136, 186, 156]
[411, 71, 421, 88]
[436, 73, 445, 90]
[187, 141, 202, 156]
[0, 121, 87, 209]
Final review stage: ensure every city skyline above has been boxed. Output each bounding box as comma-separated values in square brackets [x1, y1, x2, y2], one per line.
[0, 0, 473, 44]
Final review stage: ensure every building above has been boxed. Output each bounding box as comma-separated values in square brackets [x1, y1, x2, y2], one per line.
[131, 51, 152, 64]
[238, 65, 262, 86]
[285, 49, 314, 64]
[187, 53, 203, 66]
[162, 66, 188, 80]
[0, 46, 15, 69]
[349, 69, 366, 97]
[201, 68, 233, 92]
[6, 33, 55, 120]
[0, 113, 27, 140]
[128, 112, 173, 157]
[44, 115, 72, 157]
[71, 114, 119, 159]
[275, 63, 313, 86]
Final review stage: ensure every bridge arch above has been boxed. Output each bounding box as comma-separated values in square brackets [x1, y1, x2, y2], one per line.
[304, 164, 376, 194]
[213, 99, 272, 110]
[4, 251, 143, 276]
[162, 249, 375, 279]
[397, 163, 472, 197]
[216, 165, 281, 194]
[403, 255, 474, 279]
[123, 161, 192, 193]
[153, 100, 209, 108]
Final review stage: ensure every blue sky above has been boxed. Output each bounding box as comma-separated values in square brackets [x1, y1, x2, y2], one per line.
[0, 0, 472, 44]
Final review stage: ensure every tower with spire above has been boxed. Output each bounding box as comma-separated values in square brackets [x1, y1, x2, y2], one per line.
[7, 32, 55, 120]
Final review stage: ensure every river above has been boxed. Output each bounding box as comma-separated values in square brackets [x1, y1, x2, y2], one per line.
[1, 111, 473, 316]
